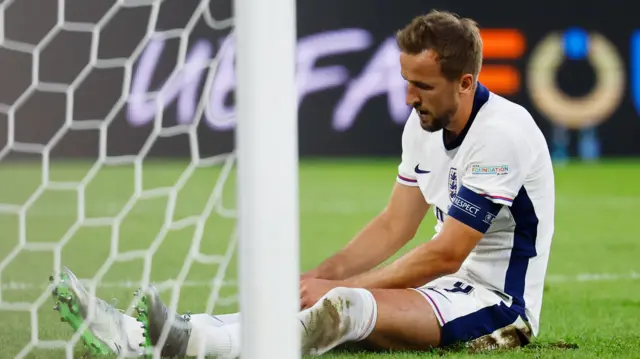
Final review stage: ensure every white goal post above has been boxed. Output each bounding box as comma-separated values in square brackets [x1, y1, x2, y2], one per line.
[235, 1, 300, 359]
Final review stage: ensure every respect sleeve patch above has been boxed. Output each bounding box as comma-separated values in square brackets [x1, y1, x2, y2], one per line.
[447, 185, 503, 233]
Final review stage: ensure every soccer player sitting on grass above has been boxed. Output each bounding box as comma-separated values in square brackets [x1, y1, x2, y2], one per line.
[51, 9, 555, 358]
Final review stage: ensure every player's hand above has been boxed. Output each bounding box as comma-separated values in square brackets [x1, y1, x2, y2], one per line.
[300, 269, 320, 281]
[299, 278, 342, 309]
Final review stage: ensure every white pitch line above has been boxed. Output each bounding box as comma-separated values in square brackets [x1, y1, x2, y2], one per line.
[545, 271, 640, 283]
[0, 272, 639, 292]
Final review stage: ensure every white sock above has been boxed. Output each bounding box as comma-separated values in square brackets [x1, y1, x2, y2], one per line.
[187, 322, 241, 358]
[299, 287, 378, 355]
[211, 313, 241, 326]
[189, 313, 241, 328]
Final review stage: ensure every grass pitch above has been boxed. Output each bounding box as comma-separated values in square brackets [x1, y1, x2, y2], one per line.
[0, 158, 639, 358]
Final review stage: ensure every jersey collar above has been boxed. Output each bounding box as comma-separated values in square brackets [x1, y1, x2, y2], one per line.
[443, 82, 490, 151]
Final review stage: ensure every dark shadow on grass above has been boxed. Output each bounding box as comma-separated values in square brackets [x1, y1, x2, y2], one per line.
[323, 342, 468, 357]
[319, 340, 578, 357]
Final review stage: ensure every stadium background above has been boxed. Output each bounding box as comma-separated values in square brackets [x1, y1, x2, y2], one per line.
[1, 0, 639, 358]
[1, 0, 639, 159]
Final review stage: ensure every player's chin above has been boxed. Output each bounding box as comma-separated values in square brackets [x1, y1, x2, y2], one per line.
[419, 117, 442, 132]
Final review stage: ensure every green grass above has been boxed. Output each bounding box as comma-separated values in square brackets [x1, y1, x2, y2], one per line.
[0, 158, 639, 358]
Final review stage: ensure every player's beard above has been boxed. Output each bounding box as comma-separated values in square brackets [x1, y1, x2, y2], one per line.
[417, 106, 456, 133]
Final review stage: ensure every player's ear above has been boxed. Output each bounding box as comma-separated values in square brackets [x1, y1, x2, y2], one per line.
[458, 74, 474, 94]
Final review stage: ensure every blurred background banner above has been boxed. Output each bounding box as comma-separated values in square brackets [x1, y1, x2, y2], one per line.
[1, 0, 638, 159]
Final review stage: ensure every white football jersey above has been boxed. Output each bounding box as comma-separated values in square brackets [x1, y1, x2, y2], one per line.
[396, 83, 555, 336]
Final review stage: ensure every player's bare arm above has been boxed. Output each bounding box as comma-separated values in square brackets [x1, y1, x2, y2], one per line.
[299, 215, 485, 308]
[305, 182, 429, 280]
[342, 216, 484, 289]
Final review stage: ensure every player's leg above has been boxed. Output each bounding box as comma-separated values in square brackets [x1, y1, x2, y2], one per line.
[361, 288, 442, 350]
[170, 291, 435, 353]
[135, 285, 440, 357]
[299, 287, 441, 355]
[135, 277, 533, 357]
[309, 279, 533, 353]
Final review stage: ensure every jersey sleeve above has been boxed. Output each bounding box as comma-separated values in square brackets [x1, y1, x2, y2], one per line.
[396, 111, 420, 187]
[447, 128, 530, 233]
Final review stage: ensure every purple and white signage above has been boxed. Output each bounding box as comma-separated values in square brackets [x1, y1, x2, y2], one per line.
[127, 29, 412, 132]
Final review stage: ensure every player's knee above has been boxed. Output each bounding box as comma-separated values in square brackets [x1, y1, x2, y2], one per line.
[324, 287, 356, 302]
[322, 287, 378, 341]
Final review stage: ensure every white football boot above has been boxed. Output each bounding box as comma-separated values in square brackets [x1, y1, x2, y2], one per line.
[51, 267, 144, 357]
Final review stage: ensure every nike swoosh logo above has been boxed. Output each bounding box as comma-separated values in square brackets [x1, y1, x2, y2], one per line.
[415, 164, 431, 174]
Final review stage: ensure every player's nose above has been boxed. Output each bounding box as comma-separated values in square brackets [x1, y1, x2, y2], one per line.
[405, 83, 420, 106]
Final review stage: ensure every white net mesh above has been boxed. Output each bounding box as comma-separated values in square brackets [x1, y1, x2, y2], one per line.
[0, 0, 238, 357]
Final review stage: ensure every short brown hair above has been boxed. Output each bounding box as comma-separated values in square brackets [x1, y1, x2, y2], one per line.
[396, 10, 483, 82]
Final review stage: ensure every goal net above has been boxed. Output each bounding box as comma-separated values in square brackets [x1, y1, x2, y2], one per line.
[0, 0, 299, 358]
